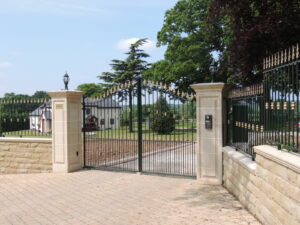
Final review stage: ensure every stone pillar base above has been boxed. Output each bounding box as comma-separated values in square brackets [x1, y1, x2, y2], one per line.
[191, 83, 225, 185]
[48, 91, 85, 173]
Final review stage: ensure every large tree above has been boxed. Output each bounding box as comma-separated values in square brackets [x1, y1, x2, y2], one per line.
[3, 92, 30, 99]
[144, 0, 226, 92]
[77, 83, 104, 97]
[3, 91, 50, 99]
[98, 38, 150, 132]
[99, 59, 128, 89]
[147, 0, 300, 88]
[99, 38, 150, 87]
[209, 0, 300, 84]
[32, 91, 50, 99]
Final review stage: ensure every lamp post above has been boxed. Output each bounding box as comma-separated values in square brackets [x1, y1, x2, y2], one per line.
[209, 60, 217, 83]
[63, 72, 70, 90]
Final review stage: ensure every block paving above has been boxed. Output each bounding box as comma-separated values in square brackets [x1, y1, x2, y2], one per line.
[0, 170, 260, 225]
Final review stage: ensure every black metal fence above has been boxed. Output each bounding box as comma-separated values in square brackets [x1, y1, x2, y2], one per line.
[0, 98, 52, 137]
[227, 44, 300, 158]
[83, 79, 196, 177]
[227, 84, 265, 158]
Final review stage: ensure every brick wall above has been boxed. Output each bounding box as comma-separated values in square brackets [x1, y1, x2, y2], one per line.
[0, 138, 52, 174]
[223, 145, 300, 225]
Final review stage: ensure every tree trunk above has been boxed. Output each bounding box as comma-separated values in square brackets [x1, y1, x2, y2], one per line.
[129, 88, 133, 133]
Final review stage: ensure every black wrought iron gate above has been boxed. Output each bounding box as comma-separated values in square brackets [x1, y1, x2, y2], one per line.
[82, 79, 196, 177]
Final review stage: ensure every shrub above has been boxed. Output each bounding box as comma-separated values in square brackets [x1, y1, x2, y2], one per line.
[120, 109, 130, 126]
[150, 96, 175, 134]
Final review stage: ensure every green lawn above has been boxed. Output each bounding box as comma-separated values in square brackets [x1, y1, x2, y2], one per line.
[86, 126, 196, 141]
[175, 121, 196, 129]
[2, 122, 197, 141]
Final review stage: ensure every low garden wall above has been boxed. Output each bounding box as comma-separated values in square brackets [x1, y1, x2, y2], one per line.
[0, 138, 52, 174]
[223, 145, 300, 225]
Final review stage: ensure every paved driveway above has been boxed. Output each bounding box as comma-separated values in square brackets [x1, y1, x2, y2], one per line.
[111, 143, 196, 176]
[0, 170, 260, 225]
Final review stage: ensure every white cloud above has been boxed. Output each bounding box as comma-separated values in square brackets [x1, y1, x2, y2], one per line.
[116, 38, 157, 51]
[0, 61, 13, 68]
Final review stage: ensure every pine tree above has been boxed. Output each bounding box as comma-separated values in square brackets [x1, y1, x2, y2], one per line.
[99, 59, 128, 88]
[98, 38, 150, 87]
[125, 38, 150, 81]
[98, 38, 150, 132]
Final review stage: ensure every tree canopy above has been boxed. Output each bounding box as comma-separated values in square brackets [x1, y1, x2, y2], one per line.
[2, 91, 50, 99]
[76, 83, 104, 97]
[145, 0, 300, 89]
[32, 91, 50, 99]
[144, 0, 216, 92]
[3, 92, 30, 99]
[99, 38, 150, 88]
[145, 0, 226, 91]
[98, 38, 150, 132]
[209, 0, 300, 85]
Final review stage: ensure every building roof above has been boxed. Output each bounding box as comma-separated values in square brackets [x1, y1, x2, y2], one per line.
[29, 102, 52, 119]
[30, 97, 120, 121]
[85, 97, 121, 108]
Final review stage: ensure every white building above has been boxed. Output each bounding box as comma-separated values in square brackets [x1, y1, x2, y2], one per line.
[29, 102, 52, 133]
[84, 98, 121, 131]
[29, 98, 121, 133]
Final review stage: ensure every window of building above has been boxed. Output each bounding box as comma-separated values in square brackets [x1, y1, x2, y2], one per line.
[110, 118, 115, 125]
[100, 119, 105, 125]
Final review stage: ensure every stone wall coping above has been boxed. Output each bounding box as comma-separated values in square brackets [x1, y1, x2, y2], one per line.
[223, 146, 257, 172]
[0, 137, 52, 144]
[254, 145, 300, 173]
[191, 82, 225, 92]
[48, 90, 85, 98]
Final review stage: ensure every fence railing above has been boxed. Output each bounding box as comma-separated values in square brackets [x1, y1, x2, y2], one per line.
[227, 44, 300, 159]
[227, 84, 264, 158]
[0, 98, 52, 138]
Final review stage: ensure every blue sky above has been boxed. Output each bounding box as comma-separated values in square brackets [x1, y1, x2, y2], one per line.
[0, 0, 178, 97]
